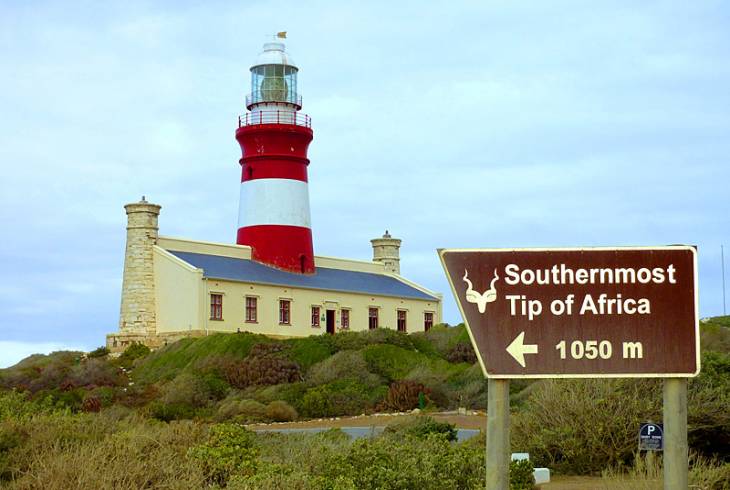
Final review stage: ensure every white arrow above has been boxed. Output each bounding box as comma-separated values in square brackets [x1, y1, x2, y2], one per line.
[506, 331, 539, 368]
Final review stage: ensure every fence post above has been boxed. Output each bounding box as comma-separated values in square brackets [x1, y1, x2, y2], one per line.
[663, 378, 688, 490]
[486, 378, 510, 489]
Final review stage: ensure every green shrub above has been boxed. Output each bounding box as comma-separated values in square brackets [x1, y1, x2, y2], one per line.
[132, 333, 270, 384]
[329, 330, 370, 352]
[149, 401, 196, 422]
[362, 344, 427, 381]
[307, 350, 382, 388]
[188, 424, 259, 486]
[413, 323, 467, 358]
[266, 400, 298, 422]
[88, 386, 116, 408]
[248, 382, 308, 406]
[285, 336, 334, 370]
[512, 378, 662, 474]
[68, 358, 126, 388]
[334, 431, 484, 489]
[117, 343, 151, 369]
[161, 372, 214, 408]
[384, 416, 457, 441]
[87, 346, 110, 359]
[404, 364, 452, 408]
[299, 380, 384, 418]
[687, 351, 730, 459]
[509, 459, 535, 489]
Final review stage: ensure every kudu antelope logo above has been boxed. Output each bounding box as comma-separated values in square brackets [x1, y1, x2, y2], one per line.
[463, 268, 499, 314]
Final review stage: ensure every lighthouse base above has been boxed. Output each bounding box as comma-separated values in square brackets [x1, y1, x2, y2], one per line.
[237, 224, 315, 274]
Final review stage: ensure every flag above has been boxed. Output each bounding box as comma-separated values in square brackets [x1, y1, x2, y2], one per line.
[277, 31, 287, 39]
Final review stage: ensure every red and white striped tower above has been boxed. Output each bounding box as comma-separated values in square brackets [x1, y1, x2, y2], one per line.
[235, 36, 315, 274]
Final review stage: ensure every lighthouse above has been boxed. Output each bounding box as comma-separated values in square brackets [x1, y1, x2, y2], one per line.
[235, 36, 315, 274]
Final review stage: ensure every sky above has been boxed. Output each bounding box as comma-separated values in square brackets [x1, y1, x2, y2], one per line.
[1, 0, 728, 367]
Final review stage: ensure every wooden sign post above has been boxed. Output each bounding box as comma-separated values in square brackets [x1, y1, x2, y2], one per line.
[439, 246, 699, 489]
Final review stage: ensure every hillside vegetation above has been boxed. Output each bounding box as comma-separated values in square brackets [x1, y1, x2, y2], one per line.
[0, 319, 729, 488]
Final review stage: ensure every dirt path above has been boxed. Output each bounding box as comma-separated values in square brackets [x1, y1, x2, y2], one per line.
[246, 411, 487, 430]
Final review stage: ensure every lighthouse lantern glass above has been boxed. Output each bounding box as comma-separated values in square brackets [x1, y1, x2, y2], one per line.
[251, 64, 298, 105]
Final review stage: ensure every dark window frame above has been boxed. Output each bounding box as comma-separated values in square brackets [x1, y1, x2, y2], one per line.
[311, 306, 321, 327]
[397, 310, 407, 332]
[424, 312, 434, 331]
[245, 296, 258, 323]
[368, 307, 379, 330]
[279, 299, 291, 325]
[210, 294, 223, 320]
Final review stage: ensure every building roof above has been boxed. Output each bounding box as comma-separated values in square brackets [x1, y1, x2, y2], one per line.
[168, 251, 439, 301]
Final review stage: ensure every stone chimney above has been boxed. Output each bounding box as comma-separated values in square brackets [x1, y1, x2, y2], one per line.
[119, 196, 161, 336]
[371, 230, 401, 274]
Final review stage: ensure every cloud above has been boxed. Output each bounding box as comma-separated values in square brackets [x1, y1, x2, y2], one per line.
[0, 0, 728, 341]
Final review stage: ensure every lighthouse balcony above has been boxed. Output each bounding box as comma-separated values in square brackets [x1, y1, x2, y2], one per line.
[246, 91, 302, 110]
[238, 110, 312, 128]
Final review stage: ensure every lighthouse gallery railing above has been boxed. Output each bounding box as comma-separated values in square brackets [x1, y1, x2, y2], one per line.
[238, 111, 312, 128]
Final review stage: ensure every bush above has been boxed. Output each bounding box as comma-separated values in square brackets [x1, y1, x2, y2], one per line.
[188, 424, 259, 486]
[216, 398, 268, 423]
[266, 401, 298, 422]
[285, 335, 335, 370]
[131, 333, 270, 384]
[509, 459, 535, 490]
[247, 382, 308, 407]
[362, 344, 428, 381]
[299, 380, 384, 418]
[404, 364, 452, 408]
[384, 416, 457, 441]
[224, 354, 301, 388]
[413, 323, 467, 359]
[67, 358, 126, 388]
[3, 412, 208, 488]
[687, 351, 730, 460]
[160, 372, 214, 408]
[81, 395, 102, 413]
[512, 378, 662, 474]
[446, 342, 477, 364]
[307, 351, 382, 388]
[335, 431, 484, 489]
[377, 380, 430, 412]
[117, 342, 151, 369]
[87, 346, 110, 359]
[149, 401, 196, 422]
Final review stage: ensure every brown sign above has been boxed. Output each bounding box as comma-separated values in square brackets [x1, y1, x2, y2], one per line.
[439, 246, 699, 378]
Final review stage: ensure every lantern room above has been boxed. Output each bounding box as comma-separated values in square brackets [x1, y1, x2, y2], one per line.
[247, 41, 301, 110]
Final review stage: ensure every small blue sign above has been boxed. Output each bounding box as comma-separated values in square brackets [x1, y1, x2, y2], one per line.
[639, 423, 663, 451]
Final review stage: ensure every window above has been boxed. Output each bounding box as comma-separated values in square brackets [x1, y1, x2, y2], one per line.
[311, 306, 321, 327]
[210, 294, 223, 320]
[341, 309, 350, 329]
[245, 297, 257, 323]
[397, 310, 407, 332]
[279, 300, 291, 325]
[368, 308, 379, 330]
[424, 312, 434, 332]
